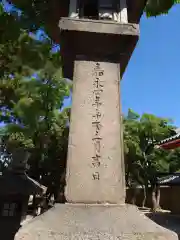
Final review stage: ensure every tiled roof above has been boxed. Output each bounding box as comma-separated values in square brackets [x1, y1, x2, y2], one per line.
[159, 133, 180, 145]
[158, 174, 180, 186]
[157, 128, 180, 145]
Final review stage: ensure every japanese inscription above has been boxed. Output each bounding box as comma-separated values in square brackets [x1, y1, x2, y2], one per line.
[92, 63, 104, 180]
[92, 172, 100, 180]
[92, 154, 101, 167]
[92, 137, 102, 155]
[92, 121, 102, 136]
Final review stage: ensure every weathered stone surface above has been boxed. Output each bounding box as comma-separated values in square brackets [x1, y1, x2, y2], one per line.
[15, 204, 178, 240]
[65, 59, 125, 204]
[59, 18, 140, 36]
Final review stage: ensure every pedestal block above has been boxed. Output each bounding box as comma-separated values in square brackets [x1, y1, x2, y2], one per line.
[15, 204, 178, 240]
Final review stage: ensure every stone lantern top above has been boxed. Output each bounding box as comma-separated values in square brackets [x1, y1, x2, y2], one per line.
[69, 0, 128, 23]
[67, 0, 147, 24]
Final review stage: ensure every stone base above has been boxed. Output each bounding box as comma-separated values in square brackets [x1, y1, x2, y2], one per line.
[15, 204, 178, 240]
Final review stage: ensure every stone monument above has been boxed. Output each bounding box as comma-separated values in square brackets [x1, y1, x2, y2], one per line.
[15, 0, 178, 239]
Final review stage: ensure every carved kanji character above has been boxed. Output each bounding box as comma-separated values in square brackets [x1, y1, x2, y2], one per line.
[92, 121, 102, 136]
[93, 78, 104, 89]
[92, 137, 102, 154]
[92, 154, 101, 167]
[92, 110, 102, 122]
[92, 172, 100, 180]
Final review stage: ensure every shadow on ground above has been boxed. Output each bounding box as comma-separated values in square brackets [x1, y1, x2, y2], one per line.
[146, 212, 180, 239]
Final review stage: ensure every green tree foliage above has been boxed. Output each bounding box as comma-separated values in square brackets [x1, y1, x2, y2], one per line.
[161, 148, 180, 173]
[0, 3, 71, 203]
[146, 0, 180, 17]
[124, 109, 178, 210]
[124, 109, 176, 181]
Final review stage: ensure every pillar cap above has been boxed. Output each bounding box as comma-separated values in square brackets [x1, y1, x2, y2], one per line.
[59, 18, 139, 79]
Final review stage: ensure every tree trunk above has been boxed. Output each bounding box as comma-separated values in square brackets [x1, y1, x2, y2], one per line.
[32, 194, 37, 216]
[151, 184, 161, 212]
[131, 194, 136, 205]
[130, 187, 139, 205]
[142, 185, 147, 208]
[152, 185, 157, 211]
[156, 185, 161, 209]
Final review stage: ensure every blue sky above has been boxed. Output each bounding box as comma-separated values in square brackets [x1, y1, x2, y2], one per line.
[64, 5, 180, 126]
[122, 5, 180, 126]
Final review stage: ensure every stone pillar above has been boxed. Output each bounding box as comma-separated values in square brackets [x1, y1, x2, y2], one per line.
[119, 0, 128, 23]
[69, 0, 78, 18]
[65, 57, 125, 204]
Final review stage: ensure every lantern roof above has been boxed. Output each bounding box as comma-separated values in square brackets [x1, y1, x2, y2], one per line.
[59, 0, 147, 24]
[0, 172, 46, 196]
[158, 174, 180, 186]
